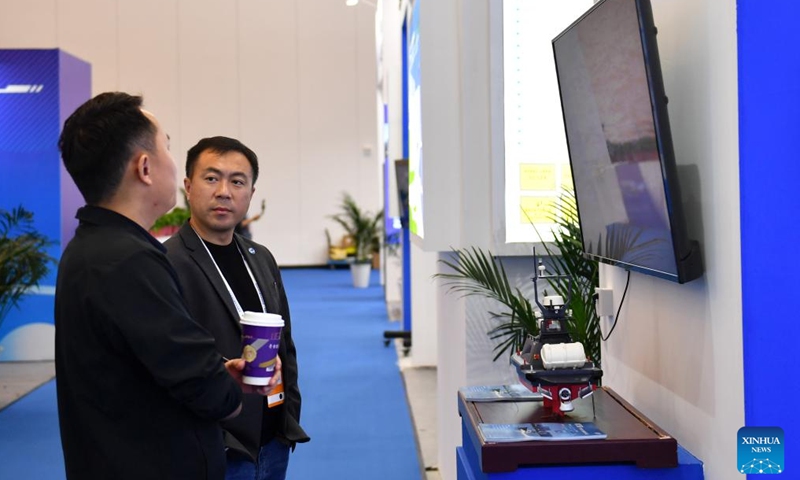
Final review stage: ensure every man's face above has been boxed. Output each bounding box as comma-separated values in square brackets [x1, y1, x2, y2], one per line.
[142, 110, 178, 215]
[185, 149, 255, 239]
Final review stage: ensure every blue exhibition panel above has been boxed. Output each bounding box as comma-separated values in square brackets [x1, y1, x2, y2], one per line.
[738, 3, 800, 475]
[0, 49, 90, 360]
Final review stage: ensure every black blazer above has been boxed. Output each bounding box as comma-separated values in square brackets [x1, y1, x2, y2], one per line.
[55, 206, 242, 480]
[165, 223, 309, 460]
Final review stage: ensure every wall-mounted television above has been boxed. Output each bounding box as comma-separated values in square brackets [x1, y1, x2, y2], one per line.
[395, 159, 409, 227]
[552, 0, 702, 283]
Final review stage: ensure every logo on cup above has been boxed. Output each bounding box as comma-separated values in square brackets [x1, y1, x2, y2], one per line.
[738, 427, 784, 474]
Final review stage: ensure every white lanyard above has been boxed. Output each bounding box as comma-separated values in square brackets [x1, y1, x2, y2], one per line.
[193, 227, 266, 316]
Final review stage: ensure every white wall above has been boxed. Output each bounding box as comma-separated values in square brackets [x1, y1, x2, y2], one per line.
[600, 1, 742, 479]
[379, 0, 404, 309]
[397, 0, 742, 479]
[0, 0, 381, 266]
[406, 0, 497, 476]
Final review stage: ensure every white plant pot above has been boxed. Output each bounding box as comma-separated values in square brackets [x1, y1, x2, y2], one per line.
[350, 262, 371, 288]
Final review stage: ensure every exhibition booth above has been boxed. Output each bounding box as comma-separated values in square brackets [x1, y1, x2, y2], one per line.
[377, 0, 797, 479]
[2, 0, 799, 479]
[0, 48, 89, 361]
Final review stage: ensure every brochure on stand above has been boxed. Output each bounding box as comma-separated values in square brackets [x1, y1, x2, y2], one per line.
[479, 422, 607, 442]
[459, 384, 542, 402]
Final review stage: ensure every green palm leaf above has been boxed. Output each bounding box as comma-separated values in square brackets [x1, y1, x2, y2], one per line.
[435, 189, 605, 366]
[0, 206, 55, 330]
[530, 190, 601, 366]
[436, 247, 538, 360]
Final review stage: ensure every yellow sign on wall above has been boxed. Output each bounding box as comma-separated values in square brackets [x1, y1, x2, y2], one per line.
[520, 164, 556, 191]
[519, 196, 557, 224]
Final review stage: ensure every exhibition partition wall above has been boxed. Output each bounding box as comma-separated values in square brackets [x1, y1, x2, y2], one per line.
[738, 0, 800, 475]
[0, 49, 90, 361]
[391, 0, 743, 478]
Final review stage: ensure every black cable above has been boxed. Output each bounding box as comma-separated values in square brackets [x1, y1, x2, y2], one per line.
[601, 270, 631, 342]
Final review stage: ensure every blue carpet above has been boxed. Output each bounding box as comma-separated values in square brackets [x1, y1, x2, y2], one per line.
[0, 268, 420, 480]
[282, 268, 420, 479]
[0, 380, 65, 478]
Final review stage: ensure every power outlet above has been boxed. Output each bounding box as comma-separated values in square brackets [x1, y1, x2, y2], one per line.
[595, 287, 614, 317]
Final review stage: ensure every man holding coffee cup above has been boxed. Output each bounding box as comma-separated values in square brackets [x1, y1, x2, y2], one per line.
[165, 136, 309, 480]
[55, 93, 277, 480]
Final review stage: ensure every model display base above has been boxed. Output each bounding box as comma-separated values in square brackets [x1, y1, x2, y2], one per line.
[459, 387, 696, 473]
[457, 443, 703, 480]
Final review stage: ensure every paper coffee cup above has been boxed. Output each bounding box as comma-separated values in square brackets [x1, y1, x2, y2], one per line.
[240, 311, 284, 386]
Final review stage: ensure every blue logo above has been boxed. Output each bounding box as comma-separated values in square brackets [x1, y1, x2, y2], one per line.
[738, 427, 784, 474]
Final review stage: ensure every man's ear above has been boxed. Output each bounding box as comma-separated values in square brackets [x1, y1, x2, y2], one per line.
[183, 177, 192, 197]
[134, 153, 153, 186]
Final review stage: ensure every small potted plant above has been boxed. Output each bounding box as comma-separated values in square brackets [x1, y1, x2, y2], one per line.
[330, 193, 382, 288]
[149, 206, 190, 238]
[149, 189, 191, 238]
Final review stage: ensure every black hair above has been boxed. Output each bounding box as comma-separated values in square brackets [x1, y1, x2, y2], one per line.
[58, 92, 156, 205]
[185, 136, 259, 185]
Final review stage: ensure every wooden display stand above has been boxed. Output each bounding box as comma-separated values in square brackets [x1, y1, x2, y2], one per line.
[458, 387, 703, 479]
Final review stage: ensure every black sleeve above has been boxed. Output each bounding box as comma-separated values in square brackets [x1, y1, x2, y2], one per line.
[269, 254, 302, 424]
[98, 249, 242, 421]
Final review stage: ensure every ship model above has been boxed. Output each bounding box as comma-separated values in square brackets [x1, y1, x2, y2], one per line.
[510, 253, 603, 417]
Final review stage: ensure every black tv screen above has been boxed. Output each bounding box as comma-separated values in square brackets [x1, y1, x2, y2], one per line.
[552, 0, 702, 283]
[394, 159, 409, 227]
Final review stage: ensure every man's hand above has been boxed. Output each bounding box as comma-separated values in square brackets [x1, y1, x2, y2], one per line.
[224, 355, 282, 396]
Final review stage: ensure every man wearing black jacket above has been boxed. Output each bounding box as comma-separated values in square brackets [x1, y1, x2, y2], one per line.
[55, 93, 277, 480]
[165, 136, 309, 480]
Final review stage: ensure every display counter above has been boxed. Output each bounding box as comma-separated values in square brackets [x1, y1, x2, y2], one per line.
[457, 387, 703, 479]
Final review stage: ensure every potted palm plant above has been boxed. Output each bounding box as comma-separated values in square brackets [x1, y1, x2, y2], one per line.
[330, 193, 382, 288]
[435, 190, 602, 365]
[0, 206, 55, 334]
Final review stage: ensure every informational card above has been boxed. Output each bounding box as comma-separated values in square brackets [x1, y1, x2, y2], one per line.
[459, 384, 541, 402]
[479, 422, 607, 443]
